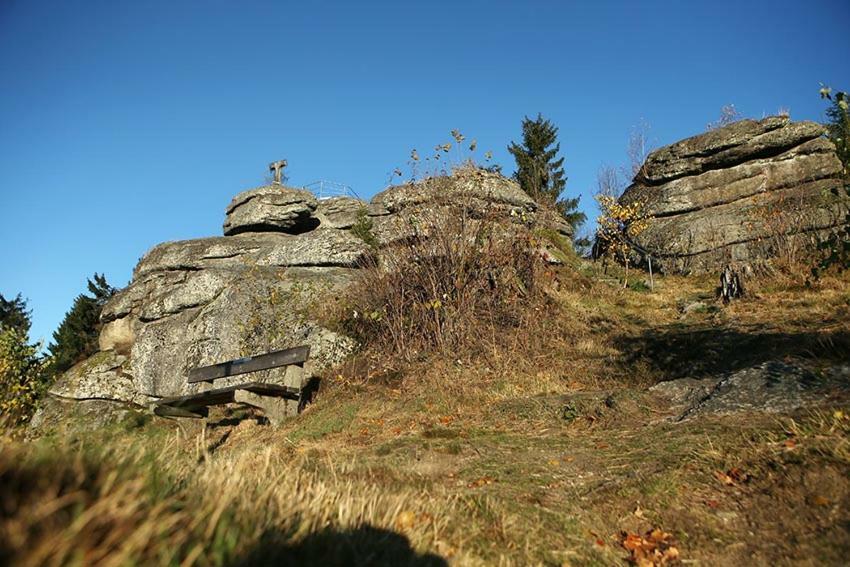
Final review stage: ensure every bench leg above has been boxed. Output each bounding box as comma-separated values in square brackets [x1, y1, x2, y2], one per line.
[233, 390, 298, 425]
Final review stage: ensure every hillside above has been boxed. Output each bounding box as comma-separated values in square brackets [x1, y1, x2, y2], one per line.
[3, 259, 850, 566]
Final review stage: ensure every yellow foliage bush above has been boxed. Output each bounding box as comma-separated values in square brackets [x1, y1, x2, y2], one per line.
[594, 194, 651, 265]
[0, 326, 46, 427]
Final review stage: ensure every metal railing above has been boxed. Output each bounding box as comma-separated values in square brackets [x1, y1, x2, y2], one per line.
[302, 180, 360, 201]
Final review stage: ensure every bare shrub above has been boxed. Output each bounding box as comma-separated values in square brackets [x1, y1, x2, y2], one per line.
[744, 192, 823, 284]
[707, 104, 741, 130]
[337, 186, 545, 362]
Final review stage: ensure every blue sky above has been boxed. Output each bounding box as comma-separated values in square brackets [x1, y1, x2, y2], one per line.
[1, 0, 848, 346]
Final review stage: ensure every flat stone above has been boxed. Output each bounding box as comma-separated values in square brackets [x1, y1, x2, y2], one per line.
[651, 361, 850, 421]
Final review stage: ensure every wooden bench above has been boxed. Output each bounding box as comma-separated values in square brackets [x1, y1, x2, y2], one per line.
[153, 345, 313, 425]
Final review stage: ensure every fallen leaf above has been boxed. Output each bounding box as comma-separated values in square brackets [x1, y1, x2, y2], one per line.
[396, 510, 416, 530]
[620, 527, 680, 566]
[727, 467, 750, 483]
[713, 470, 735, 486]
[467, 476, 495, 488]
[812, 495, 830, 506]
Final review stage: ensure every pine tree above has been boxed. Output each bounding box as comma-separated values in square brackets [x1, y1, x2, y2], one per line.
[47, 274, 116, 375]
[508, 114, 586, 232]
[0, 293, 31, 334]
[813, 87, 850, 276]
[825, 90, 850, 175]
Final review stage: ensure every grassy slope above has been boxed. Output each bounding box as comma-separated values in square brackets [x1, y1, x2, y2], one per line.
[2, 263, 850, 566]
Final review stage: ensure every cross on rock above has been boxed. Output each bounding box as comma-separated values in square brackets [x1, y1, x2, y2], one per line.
[269, 159, 287, 184]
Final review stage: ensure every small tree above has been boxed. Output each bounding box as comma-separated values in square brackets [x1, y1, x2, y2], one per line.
[47, 274, 116, 376]
[0, 294, 45, 427]
[508, 114, 586, 233]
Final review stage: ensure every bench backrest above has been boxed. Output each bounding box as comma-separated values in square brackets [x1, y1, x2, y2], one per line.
[187, 345, 310, 384]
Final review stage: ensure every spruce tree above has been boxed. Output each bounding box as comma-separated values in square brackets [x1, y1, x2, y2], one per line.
[0, 293, 31, 334]
[825, 90, 850, 175]
[814, 87, 850, 275]
[48, 274, 116, 375]
[508, 114, 586, 232]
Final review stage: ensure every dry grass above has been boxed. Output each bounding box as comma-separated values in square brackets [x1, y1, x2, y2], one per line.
[3, 262, 850, 566]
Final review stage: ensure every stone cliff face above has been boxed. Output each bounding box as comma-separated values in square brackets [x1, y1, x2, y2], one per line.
[40, 170, 557, 414]
[619, 116, 848, 273]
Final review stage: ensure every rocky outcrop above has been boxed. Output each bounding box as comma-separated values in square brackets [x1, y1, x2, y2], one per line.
[620, 116, 848, 273]
[651, 361, 850, 420]
[39, 171, 560, 418]
[370, 169, 572, 246]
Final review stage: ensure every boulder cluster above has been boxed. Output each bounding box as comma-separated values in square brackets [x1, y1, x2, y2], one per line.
[620, 116, 848, 273]
[39, 170, 560, 417]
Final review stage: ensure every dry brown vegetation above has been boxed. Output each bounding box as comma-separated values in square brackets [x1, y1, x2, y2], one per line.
[338, 201, 545, 364]
[3, 244, 850, 565]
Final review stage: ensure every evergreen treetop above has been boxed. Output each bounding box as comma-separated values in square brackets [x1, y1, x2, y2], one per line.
[47, 273, 116, 375]
[508, 113, 586, 232]
[824, 89, 850, 175]
[0, 293, 31, 335]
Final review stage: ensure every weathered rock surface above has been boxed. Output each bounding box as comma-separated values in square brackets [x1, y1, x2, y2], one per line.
[48, 351, 153, 406]
[620, 116, 848, 273]
[651, 361, 850, 420]
[315, 197, 368, 229]
[223, 185, 318, 236]
[372, 169, 537, 213]
[39, 168, 562, 421]
[371, 169, 571, 246]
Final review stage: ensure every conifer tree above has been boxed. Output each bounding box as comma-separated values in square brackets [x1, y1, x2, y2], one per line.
[508, 114, 586, 231]
[0, 293, 31, 334]
[824, 89, 850, 174]
[814, 87, 850, 275]
[48, 274, 116, 375]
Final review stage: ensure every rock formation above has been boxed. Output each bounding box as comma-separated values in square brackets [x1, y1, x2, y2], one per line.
[619, 116, 848, 273]
[651, 360, 850, 421]
[37, 169, 559, 420]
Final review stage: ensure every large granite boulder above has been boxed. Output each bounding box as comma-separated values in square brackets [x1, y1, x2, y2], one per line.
[223, 185, 319, 236]
[620, 116, 848, 273]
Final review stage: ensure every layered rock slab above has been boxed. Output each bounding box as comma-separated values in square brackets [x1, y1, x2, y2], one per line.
[620, 116, 848, 273]
[223, 185, 318, 236]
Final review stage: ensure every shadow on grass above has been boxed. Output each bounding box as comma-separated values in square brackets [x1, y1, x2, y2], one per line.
[616, 324, 850, 382]
[229, 524, 448, 567]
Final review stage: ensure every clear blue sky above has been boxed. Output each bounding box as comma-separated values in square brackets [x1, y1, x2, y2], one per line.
[1, 0, 847, 346]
